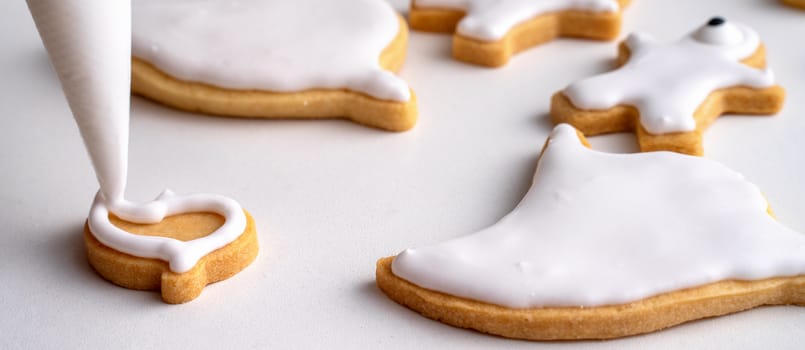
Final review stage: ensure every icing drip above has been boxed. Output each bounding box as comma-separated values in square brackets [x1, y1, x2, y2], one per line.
[392, 124, 805, 308]
[132, 0, 410, 102]
[563, 19, 775, 134]
[28, 0, 248, 273]
[414, 0, 620, 41]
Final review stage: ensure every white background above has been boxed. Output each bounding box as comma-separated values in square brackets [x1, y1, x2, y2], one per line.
[2, 0, 804, 348]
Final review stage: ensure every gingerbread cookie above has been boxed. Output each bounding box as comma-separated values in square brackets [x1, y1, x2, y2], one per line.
[783, 0, 805, 10]
[409, 0, 631, 67]
[28, 0, 258, 303]
[131, 0, 417, 132]
[552, 17, 785, 156]
[377, 124, 805, 340]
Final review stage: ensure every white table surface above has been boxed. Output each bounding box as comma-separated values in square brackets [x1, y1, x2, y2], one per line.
[2, 0, 804, 348]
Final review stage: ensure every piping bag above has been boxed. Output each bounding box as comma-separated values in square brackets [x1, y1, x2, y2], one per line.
[27, 0, 165, 222]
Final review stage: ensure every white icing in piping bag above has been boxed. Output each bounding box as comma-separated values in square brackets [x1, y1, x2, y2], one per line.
[27, 0, 134, 211]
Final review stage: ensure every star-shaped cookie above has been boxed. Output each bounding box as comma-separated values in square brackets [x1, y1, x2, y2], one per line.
[409, 0, 631, 66]
[377, 124, 805, 340]
[552, 17, 785, 155]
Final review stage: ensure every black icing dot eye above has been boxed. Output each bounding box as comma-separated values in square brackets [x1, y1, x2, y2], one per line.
[707, 17, 726, 26]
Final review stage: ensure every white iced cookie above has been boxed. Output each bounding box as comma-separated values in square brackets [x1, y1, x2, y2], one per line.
[132, 0, 417, 131]
[416, 0, 621, 41]
[552, 17, 785, 156]
[377, 124, 805, 340]
[409, 0, 630, 66]
[27, 0, 258, 304]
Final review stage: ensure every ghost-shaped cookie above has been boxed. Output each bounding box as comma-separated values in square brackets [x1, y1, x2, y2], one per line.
[552, 17, 785, 156]
[410, 0, 631, 66]
[132, 0, 417, 131]
[377, 124, 805, 340]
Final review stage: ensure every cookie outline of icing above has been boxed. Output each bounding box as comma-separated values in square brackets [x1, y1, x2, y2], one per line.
[409, 0, 631, 67]
[131, 2, 417, 132]
[85, 192, 259, 304]
[376, 124, 805, 340]
[551, 17, 785, 156]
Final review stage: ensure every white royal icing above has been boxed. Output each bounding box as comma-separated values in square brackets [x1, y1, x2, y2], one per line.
[28, 0, 247, 273]
[563, 19, 775, 134]
[392, 124, 805, 308]
[414, 0, 620, 41]
[89, 190, 247, 273]
[132, 0, 410, 102]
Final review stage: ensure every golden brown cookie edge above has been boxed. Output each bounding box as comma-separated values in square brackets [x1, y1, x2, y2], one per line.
[376, 256, 805, 340]
[131, 15, 417, 132]
[550, 43, 785, 156]
[410, 0, 631, 67]
[783, 0, 805, 10]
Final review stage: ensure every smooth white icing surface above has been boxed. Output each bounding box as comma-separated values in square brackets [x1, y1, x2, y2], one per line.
[392, 124, 805, 308]
[89, 190, 247, 273]
[132, 0, 410, 102]
[414, 0, 620, 41]
[563, 19, 775, 134]
[28, 0, 248, 273]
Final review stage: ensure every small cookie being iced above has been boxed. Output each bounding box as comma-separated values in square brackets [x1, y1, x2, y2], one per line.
[377, 124, 805, 340]
[28, 0, 258, 304]
[783, 0, 805, 10]
[132, 0, 416, 131]
[85, 192, 258, 304]
[552, 17, 785, 155]
[409, 0, 631, 67]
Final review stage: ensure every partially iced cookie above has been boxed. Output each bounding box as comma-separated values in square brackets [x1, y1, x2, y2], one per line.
[28, 0, 258, 304]
[132, 0, 417, 131]
[409, 0, 631, 67]
[377, 124, 805, 340]
[552, 17, 785, 155]
[85, 193, 258, 304]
